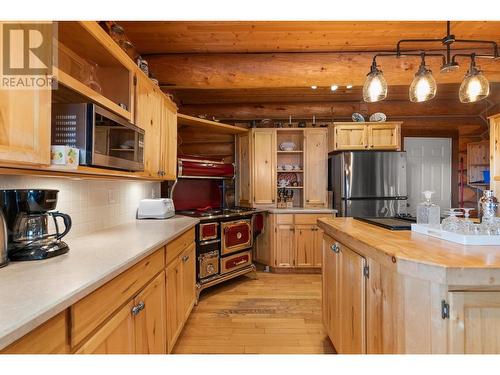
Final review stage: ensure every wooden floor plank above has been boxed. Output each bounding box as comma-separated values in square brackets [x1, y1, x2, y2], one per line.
[172, 272, 335, 354]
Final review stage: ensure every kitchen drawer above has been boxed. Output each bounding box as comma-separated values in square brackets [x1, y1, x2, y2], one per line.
[166, 228, 195, 265]
[294, 214, 331, 225]
[1, 311, 69, 354]
[71, 249, 164, 348]
[276, 214, 294, 224]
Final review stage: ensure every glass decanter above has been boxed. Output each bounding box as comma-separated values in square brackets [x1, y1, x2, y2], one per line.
[416, 191, 440, 225]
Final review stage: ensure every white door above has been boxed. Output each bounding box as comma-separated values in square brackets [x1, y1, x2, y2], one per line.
[404, 137, 452, 216]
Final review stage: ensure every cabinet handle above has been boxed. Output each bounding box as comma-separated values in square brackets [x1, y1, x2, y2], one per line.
[131, 301, 145, 316]
[330, 242, 340, 253]
[182, 255, 189, 262]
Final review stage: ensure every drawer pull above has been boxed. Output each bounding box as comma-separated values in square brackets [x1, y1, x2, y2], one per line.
[331, 243, 340, 253]
[131, 301, 145, 316]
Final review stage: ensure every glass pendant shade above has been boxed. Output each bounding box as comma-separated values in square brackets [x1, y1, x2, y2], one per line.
[409, 65, 437, 102]
[363, 65, 387, 102]
[459, 67, 490, 103]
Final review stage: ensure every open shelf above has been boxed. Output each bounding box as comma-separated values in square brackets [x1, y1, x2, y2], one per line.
[177, 113, 248, 134]
[277, 150, 303, 154]
[277, 186, 303, 189]
[278, 170, 303, 173]
[56, 22, 133, 120]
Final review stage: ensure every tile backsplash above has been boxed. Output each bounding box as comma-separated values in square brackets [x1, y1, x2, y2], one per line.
[0, 176, 161, 239]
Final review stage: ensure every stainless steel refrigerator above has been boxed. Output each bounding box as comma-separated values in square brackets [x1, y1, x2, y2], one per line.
[330, 151, 408, 217]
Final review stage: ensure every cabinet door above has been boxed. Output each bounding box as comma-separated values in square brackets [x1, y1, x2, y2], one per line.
[334, 125, 367, 150]
[490, 116, 500, 196]
[313, 226, 323, 268]
[180, 244, 196, 321]
[323, 235, 341, 349]
[237, 132, 253, 206]
[160, 99, 177, 180]
[339, 244, 366, 354]
[166, 258, 182, 353]
[253, 130, 276, 205]
[448, 291, 500, 354]
[135, 74, 162, 177]
[0, 88, 51, 165]
[134, 272, 167, 354]
[254, 212, 272, 265]
[76, 301, 135, 354]
[304, 129, 327, 207]
[275, 224, 295, 267]
[368, 123, 400, 150]
[295, 225, 315, 267]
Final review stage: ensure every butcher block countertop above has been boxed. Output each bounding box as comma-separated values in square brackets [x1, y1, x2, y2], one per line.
[0, 216, 199, 351]
[318, 217, 500, 286]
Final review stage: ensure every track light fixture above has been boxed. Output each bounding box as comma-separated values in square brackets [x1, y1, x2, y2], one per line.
[362, 21, 498, 103]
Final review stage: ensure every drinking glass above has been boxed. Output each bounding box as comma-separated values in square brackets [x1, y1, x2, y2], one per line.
[441, 209, 465, 233]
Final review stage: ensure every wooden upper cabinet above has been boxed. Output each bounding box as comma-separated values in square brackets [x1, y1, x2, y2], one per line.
[332, 124, 367, 151]
[490, 114, 500, 196]
[0, 88, 51, 166]
[237, 132, 253, 207]
[135, 74, 163, 178]
[329, 122, 401, 152]
[252, 129, 276, 205]
[160, 98, 177, 180]
[134, 271, 167, 354]
[448, 291, 500, 354]
[304, 129, 327, 207]
[368, 123, 401, 150]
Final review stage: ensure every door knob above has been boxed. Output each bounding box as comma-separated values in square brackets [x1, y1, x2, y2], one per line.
[330, 243, 340, 253]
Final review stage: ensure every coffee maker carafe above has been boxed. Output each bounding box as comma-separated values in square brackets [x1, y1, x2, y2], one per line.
[0, 189, 71, 261]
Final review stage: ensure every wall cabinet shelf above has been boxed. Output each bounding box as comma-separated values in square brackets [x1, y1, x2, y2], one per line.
[328, 122, 402, 152]
[238, 128, 327, 209]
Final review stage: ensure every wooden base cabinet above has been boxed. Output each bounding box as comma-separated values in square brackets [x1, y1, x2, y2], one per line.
[2, 229, 196, 355]
[322, 231, 500, 354]
[323, 235, 366, 354]
[255, 213, 332, 271]
[166, 242, 196, 353]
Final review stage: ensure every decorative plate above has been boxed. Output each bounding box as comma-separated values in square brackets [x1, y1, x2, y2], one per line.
[279, 142, 296, 151]
[352, 113, 365, 122]
[277, 172, 298, 187]
[369, 112, 387, 122]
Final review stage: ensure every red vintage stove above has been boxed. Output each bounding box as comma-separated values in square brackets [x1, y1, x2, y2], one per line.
[172, 155, 263, 302]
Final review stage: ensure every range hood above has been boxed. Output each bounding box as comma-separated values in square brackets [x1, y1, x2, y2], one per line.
[177, 156, 235, 179]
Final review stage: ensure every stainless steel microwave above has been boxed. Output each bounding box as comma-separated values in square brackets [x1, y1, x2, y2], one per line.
[51, 103, 144, 171]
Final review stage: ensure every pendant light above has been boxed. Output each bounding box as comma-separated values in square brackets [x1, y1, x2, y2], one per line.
[409, 54, 437, 103]
[459, 55, 490, 103]
[363, 59, 387, 102]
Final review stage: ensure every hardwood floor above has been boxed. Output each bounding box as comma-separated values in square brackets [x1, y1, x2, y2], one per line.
[173, 271, 335, 354]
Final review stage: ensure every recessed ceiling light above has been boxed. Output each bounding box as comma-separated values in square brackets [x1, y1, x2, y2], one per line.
[346, 84, 353, 89]
[330, 85, 339, 91]
[311, 85, 317, 90]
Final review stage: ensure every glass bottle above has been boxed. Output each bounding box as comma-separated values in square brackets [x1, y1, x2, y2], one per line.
[416, 191, 441, 225]
[478, 190, 498, 223]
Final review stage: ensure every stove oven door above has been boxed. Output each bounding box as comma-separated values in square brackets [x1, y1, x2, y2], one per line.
[221, 219, 252, 255]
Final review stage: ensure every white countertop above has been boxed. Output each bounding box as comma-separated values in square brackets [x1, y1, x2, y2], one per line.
[266, 208, 337, 214]
[0, 215, 199, 350]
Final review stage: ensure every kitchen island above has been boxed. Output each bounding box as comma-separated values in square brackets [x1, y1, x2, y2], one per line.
[318, 217, 500, 354]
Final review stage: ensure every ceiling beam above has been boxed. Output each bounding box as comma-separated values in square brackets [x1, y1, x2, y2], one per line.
[148, 52, 500, 89]
[178, 100, 488, 120]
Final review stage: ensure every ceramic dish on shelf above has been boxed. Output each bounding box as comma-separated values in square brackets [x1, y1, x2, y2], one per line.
[369, 112, 387, 122]
[277, 173, 298, 187]
[352, 113, 365, 122]
[279, 142, 296, 151]
[292, 165, 301, 170]
[282, 164, 293, 171]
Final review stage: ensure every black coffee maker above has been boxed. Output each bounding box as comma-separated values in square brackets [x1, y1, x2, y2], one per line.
[0, 189, 72, 261]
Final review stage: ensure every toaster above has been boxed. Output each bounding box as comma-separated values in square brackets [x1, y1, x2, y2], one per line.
[137, 198, 175, 219]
